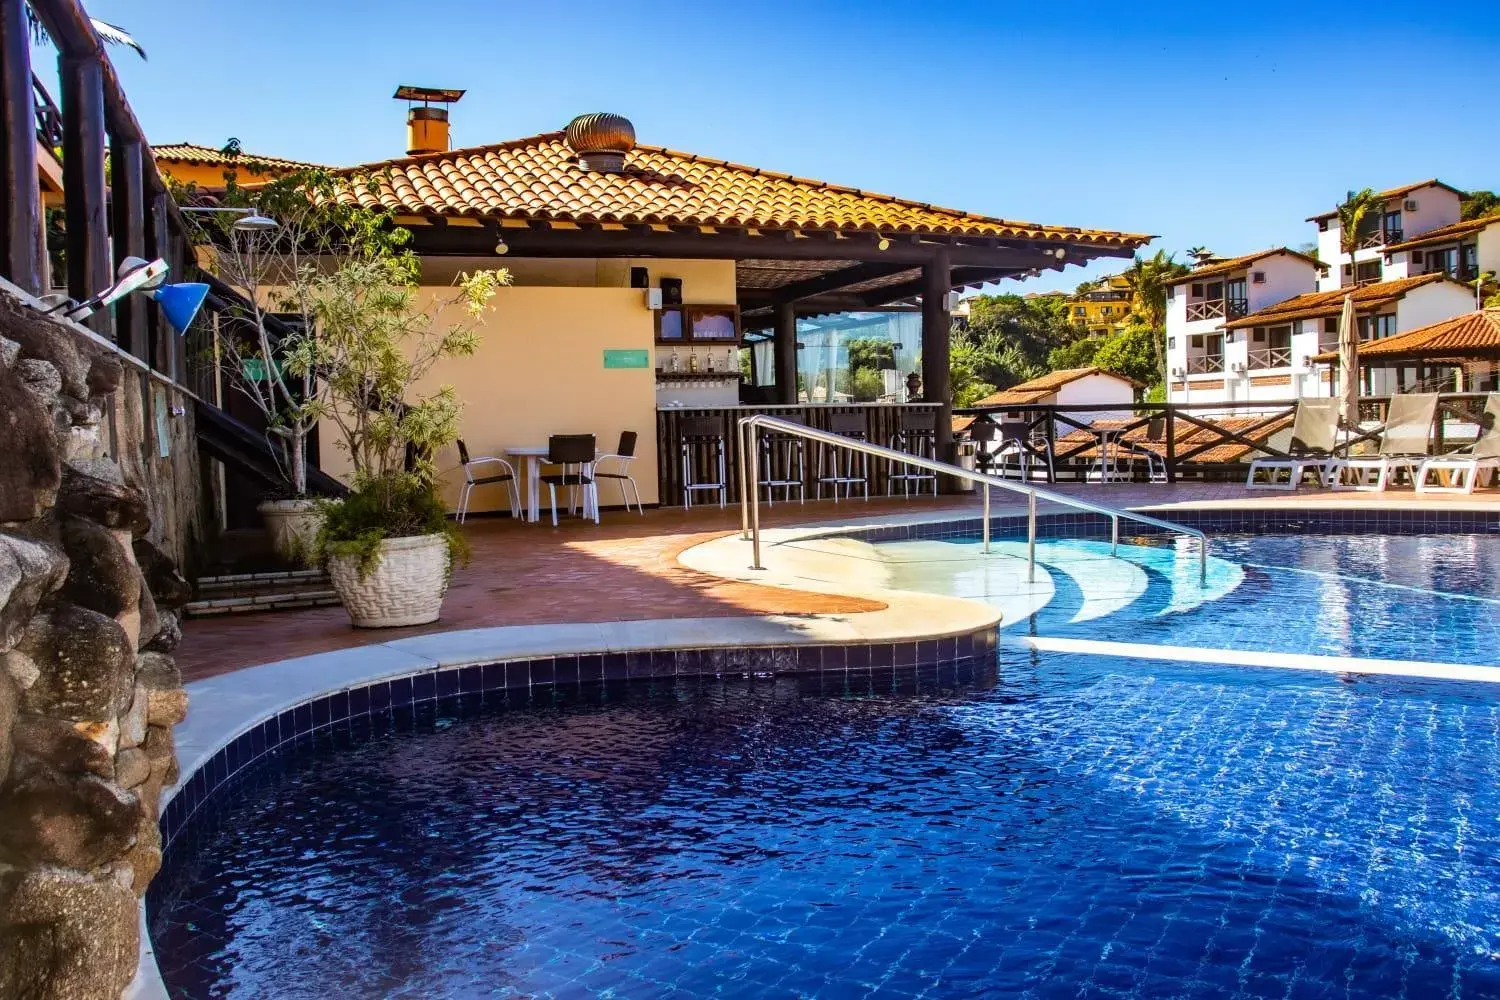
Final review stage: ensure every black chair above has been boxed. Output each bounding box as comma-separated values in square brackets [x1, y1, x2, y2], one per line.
[594, 431, 643, 514]
[455, 440, 520, 523]
[540, 434, 598, 526]
[679, 417, 727, 508]
[888, 411, 938, 496]
[816, 412, 870, 501]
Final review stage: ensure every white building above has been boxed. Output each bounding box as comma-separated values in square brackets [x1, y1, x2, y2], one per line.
[1309, 179, 1467, 291]
[1163, 248, 1325, 405]
[1382, 214, 1500, 286]
[966, 366, 1138, 428]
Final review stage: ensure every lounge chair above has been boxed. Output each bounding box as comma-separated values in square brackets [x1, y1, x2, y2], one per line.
[1416, 394, 1500, 494]
[1327, 393, 1439, 491]
[1245, 398, 1342, 490]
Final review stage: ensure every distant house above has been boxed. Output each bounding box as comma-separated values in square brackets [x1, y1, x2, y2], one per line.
[957, 366, 1139, 434]
[1066, 274, 1133, 335]
[153, 143, 319, 190]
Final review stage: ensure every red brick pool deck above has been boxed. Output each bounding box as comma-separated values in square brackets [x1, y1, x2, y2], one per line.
[174, 484, 1500, 683]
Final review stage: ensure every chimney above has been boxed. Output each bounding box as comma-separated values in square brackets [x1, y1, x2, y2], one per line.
[394, 86, 466, 155]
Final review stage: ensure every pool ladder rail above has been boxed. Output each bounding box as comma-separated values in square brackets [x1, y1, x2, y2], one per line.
[736, 414, 1209, 585]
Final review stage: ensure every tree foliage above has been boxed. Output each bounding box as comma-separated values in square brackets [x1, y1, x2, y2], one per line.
[1462, 190, 1500, 221]
[1337, 188, 1385, 259]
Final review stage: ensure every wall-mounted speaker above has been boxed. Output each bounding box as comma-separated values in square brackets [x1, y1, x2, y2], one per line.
[630, 266, 649, 289]
[661, 277, 683, 305]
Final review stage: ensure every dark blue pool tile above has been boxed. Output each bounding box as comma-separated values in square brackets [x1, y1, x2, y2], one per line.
[388, 676, 413, 707]
[553, 655, 579, 685]
[435, 669, 459, 698]
[293, 703, 313, 737]
[310, 696, 331, 731]
[847, 643, 870, 669]
[530, 657, 556, 688]
[821, 645, 847, 671]
[626, 651, 654, 679]
[347, 685, 369, 718]
[868, 643, 893, 668]
[893, 642, 916, 668]
[916, 639, 937, 665]
[412, 672, 436, 703]
[458, 665, 483, 694]
[797, 645, 822, 670]
[578, 654, 603, 683]
[367, 681, 392, 712]
[479, 662, 505, 691]
[603, 653, 629, 680]
[673, 650, 701, 676]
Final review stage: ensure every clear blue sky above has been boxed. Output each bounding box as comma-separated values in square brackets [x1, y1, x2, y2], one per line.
[65, 0, 1498, 294]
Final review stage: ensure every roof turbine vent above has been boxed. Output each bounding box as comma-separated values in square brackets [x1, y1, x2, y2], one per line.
[565, 113, 636, 173]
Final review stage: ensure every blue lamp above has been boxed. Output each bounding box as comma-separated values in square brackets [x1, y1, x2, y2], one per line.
[151, 282, 210, 334]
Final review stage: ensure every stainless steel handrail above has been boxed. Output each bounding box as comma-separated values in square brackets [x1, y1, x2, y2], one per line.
[736, 414, 1209, 584]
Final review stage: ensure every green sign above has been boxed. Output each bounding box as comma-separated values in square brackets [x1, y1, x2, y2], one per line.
[602, 349, 650, 369]
[241, 357, 281, 381]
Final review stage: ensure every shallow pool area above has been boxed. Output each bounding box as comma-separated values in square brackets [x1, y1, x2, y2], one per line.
[150, 651, 1500, 998]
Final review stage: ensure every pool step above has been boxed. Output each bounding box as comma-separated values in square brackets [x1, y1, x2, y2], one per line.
[184, 569, 340, 617]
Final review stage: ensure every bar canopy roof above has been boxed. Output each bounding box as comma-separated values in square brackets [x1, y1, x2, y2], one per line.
[321, 121, 1152, 319]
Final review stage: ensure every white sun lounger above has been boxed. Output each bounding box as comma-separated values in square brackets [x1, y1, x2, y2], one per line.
[1245, 398, 1342, 490]
[1328, 393, 1439, 492]
[1416, 393, 1500, 494]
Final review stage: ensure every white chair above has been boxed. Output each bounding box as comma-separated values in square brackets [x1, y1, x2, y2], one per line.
[540, 434, 599, 526]
[594, 431, 643, 514]
[455, 439, 520, 523]
[1417, 394, 1500, 494]
[1328, 393, 1439, 492]
[1246, 399, 1342, 490]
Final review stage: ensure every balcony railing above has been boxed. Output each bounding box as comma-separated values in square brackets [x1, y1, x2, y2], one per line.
[1185, 298, 1248, 322]
[1185, 354, 1225, 375]
[1246, 346, 1292, 370]
[1355, 228, 1402, 249]
[32, 75, 63, 150]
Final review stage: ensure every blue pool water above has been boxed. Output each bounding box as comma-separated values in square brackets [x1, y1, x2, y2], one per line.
[877, 533, 1500, 666]
[151, 653, 1500, 999]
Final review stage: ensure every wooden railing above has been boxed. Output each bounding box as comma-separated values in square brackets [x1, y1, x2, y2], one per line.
[1185, 354, 1225, 374]
[657, 403, 941, 505]
[1185, 298, 1248, 322]
[31, 73, 62, 148]
[1246, 346, 1292, 369]
[954, 394, 1492, 484]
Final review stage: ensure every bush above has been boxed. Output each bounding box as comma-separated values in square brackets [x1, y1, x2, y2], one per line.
[317, 473, 468, 579]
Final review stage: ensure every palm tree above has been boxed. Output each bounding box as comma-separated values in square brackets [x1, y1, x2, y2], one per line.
[25, 4, 146, 59]
[1336, 188, 1385, 285]
[1187, 246, 1216, 267]
[1123, 250, 1190, 376]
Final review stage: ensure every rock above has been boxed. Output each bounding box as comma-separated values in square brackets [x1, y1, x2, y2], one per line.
[55, 467, 149, 537]
[0, 674, 15, 785]
[0, 534, 68, 653]
[17, 602, 134, 721]
[0, 356, 64, 523]
[62, 455, 122, 485]
[3, 648, 40, 689]
[0, 866, 139, 1000]
[132, 537, 191, 609]
[122, 813, 161, 896]
[134, 568, 159, 653]
[1, 294, 94, 400]
[143, 609, 181, 653]
[14, 358, 63, 402]
[137, 653, 187, 727]
[117, 685, 148, 749]
[10, 716, 115, 779]
[0, 334, 18, 368]
[142, 724, 178, 786]
[0, 761, 138, 869]
[84, 355, 123, 397]
[57, 517, 141, 632]
[114, 748, 150, 790]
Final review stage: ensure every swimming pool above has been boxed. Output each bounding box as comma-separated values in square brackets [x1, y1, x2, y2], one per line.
[847, 532, 1500, 668]
[150, 652, 1500, 998]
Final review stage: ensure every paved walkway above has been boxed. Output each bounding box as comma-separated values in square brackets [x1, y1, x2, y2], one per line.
[174, 483, 1499, 683]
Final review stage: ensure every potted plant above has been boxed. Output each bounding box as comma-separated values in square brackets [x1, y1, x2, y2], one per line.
[311, 250, 507, 627]
[182, 160, 397, 564]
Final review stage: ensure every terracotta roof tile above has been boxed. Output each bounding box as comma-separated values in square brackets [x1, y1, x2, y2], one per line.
[333, 133, 1152, 247]
[1311, 309, 1500, 363]
[1223, 274, 1460, 329]
[1164, 248, 1326, 287]
[1384, 216, 1500, 252]
[153, 142, 318, 170]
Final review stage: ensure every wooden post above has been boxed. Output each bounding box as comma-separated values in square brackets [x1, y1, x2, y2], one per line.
[145, 190, 171, 376]
[922, 247, 954, 476]
[773, 301, 798, 404]
[110, 137, 147, 361]
[1164, 405, 1177, 483]
[60, 52, 111, 337]
[0, 0, 41, 294]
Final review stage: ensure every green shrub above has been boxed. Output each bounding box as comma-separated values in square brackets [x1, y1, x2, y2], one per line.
[316, 473, 468, 580]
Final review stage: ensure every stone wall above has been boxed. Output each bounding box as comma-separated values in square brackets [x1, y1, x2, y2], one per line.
[0, 294, 191, 999]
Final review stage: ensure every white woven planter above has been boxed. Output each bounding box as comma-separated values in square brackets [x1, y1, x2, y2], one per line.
[327, 533, 451, 628]
[257, 499, 323, 566]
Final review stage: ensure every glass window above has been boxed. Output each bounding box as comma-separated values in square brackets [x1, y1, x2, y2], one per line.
[793, 311, 921, 404]
[657, 308, 685, 340]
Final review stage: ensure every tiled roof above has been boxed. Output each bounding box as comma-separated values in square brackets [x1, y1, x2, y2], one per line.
[332, 133, 1151, 247]
[1306, 180, 1467, 222]
[1311, 310, 1500, 363]
[1223, 274, 1458, 329]
[1384, 216, 1500, 252]
[1164, 248, 1325, 287]
[153, 143, 319, 170]
[969, 367, 1139, 408]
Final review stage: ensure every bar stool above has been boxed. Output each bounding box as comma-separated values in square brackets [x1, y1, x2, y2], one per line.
[758, 418, 806, 506]
[993, 419, 1055, 483]
[888, 411, 938, 497]
[679, 417, 727, 509]
[594, 431, 643, 514]
[816, 412, 870, 501]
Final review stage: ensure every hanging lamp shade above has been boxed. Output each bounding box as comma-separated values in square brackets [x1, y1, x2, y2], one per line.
[152, 282, 210, 334]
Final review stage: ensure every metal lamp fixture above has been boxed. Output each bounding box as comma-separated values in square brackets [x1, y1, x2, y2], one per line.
[45, 257, 209, 334]
[180, 206, 281, 233]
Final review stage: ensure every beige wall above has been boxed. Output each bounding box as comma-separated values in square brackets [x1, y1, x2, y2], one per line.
[318, 285, 661, 514]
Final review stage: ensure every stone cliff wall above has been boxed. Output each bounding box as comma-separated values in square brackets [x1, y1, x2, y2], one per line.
[0, 295, 192, 1000]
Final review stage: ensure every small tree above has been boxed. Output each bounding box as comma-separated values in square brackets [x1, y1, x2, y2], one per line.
[183, 163, 405, 496]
